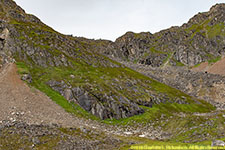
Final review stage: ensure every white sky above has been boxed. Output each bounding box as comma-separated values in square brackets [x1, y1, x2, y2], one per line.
[14, 0, 225, 41]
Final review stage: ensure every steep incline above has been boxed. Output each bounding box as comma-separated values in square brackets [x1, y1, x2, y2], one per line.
[0, 63, 81, 127]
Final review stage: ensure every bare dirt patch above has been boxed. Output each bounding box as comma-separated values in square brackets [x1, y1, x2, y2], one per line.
[192, 57, 225, 76]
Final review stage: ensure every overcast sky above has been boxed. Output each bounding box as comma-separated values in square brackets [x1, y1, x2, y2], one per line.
[14, 0, 225, 41]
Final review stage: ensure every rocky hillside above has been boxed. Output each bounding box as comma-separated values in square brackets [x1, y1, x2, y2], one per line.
[103, 3, 225, 68]
[123, 62, 225, 109]
[0, 0, 214, 121]
[1, 1, 225, 149]
[95, 3, 225, 108]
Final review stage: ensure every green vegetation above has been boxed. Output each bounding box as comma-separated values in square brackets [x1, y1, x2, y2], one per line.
[103, 102, 214, 126]
[16, 59, 219, 144]
[16, 62, 29, 74]
[16, 60, 219, 145]
[16, 62, 99, 120]
[206, 23, 225, 39]
[149, 47, 167, 54]
[208, 56, 221, 64]
[161, 53, 172, 67]
[185, 19, 211, 39]
[175, 61, 185, 66]
[192, 63, 201, 68]
[118, 109, 225, 149]
[0, 125, 116, 150]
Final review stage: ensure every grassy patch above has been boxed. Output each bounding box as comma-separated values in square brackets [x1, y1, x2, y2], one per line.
[16, 62, 30, 74]
[208, 56, 221, 64]
[150, 47, 167, 54]
[206, 23, 225, 39]
[192, 63, 201, 68]
[103, 102, 214, 126]
[161, 53, 172, 67]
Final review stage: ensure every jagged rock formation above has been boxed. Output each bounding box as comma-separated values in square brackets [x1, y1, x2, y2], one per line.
[103, 3, 225, 68]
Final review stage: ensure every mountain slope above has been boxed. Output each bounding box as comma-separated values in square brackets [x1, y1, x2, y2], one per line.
[97, 3, 225, 108]
[1, 1, 225, 149]
[0, 0, 214, 120]
[0, 63, 86, 126]
[103, 3, 225, 68]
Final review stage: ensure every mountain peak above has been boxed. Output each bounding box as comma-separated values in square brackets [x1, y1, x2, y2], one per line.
[0, 0, 41, 24]
[209, 3, 225, 13]
[185, 3, 225, 27]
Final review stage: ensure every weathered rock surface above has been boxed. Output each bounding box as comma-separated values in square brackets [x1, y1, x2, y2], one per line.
[47, 80, 144, 119]
[211, 140, 225, 147]
[101, 4, 225, 68]
[123, 62, 225, 109]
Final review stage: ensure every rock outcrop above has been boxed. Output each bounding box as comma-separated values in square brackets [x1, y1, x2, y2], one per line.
[47, 80, 144, 120]
[101, 4, 225, 68]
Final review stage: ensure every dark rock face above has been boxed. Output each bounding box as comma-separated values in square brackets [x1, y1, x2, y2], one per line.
[46, 80, 144, 120]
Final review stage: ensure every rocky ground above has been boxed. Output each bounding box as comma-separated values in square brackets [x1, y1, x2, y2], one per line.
[0, 121, 123, 150]
[119, 60, 225, 110]
[0, 63, 166, 149]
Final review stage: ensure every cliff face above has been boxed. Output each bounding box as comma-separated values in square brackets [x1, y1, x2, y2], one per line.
[104, 3, 225, 68]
